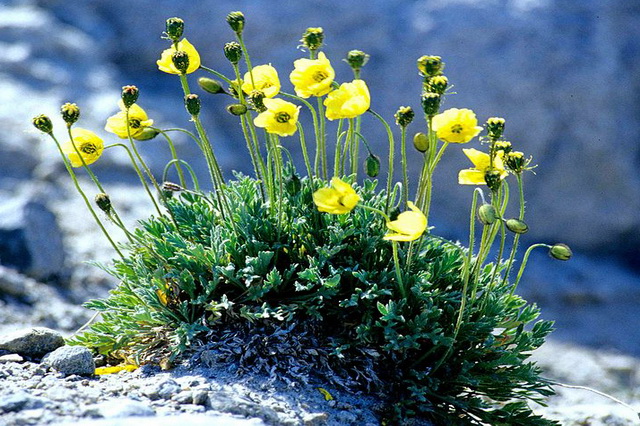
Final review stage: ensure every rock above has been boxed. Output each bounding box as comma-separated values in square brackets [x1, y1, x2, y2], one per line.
[191, 389, 209, 406]
[60, 414, 265, 425]
[0, 390, 49, 413]
[303, 412, 329, 425]
[0, 197, 66, 280]
[0, 353, 24, 363]
[42, 345, 95, 376]
[142, 378, 181, 400]
[0, 327, 64, 358]
[83, 398, 155, 418]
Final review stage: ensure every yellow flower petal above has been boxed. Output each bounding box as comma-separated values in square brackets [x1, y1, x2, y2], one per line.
[312, 177, 360, 214]
[432, 108, 482, 144]
[157, 38, 201, 75]
[242, 64, 281, 98]
[383, 202, 427, 242]
[458, 149, 509, 186]
[105, 103, 154, 139]
[253, 98, 300, 137]
[458, 169, 487, 185]
[324, 79, 370, 120]
[61, 128, 104, 167]
[289, 52, 335, 98]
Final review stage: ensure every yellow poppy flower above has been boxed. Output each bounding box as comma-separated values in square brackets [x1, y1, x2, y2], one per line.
[458, 148, 509, 185]
[324, 79, 370, 120]
[312, 177, 360, 214]
[156, 38, 201, 74]
[61, 128, 104, 167]
[383, 202, 427, 242]
[105, 100, 154, 139]
[432, 108, 483, 144]
[241, 64, 280, 98]
[254, 98, 300, 137]
[289, 52, 335, 98]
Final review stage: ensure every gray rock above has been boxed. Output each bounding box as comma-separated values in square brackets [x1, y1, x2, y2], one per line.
[142, 378, 181, 400]
[0, 327, 64, 358]
[83, 398, 155, 418]
[42, 345, 95, 376]
[0, 197, 66, 280]
[0, 353, 24, 363]
[58, 413, 265, 425]
[191, 389, 209, 406]
[0, 390, 49, 413]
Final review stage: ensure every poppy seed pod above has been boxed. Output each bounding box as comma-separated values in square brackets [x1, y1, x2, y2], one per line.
[226, 11, 245, 34]
[32, 114, 53, 134]
[421, 93, 441, 117]
[394, 106, 415, 128]
[417, 55, 444, 77]
[223, 41, 242, 65]
[171, 51, 190, 74]
[301, 27, 324, 51]
[121, 85, 139, 108]
[486, 117, 506, 139]
[184, 94, 201, 116]
[61, 103, 80, 126]
[95, 193, 112, 215]
[346, 50, 369, 71]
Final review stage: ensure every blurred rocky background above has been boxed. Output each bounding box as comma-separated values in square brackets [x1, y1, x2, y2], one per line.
[1, 0, 639, 358]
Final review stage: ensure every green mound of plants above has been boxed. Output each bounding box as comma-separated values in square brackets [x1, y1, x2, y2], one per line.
[31, 11, 575, 424]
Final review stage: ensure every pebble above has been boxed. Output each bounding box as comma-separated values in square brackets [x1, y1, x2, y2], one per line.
[0, 390, 50, 413]
[0, 353, 24, 363]
[42, 345, 95, 376]
[0, 327, 64, 358]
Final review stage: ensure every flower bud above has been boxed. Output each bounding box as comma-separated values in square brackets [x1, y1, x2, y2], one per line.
[301, 27, 324, 51]
[505, 151, 526, 174]
[184, 94, 201, 116]
[365, 154, 381, 178]
[413, 132, 429, 153]
[223, 41, 243, 65]
[484, 170, 503, 192]
[165, 17, 184, 41]
[198, 77, 226, 95]
[94, 193, 112, 215]
[61, 103, 80, 126]
[226, 11, 245, 34]
[494, 140, 512, 155]
[171, 51, 190, 74]
[32, 114, 53, 134]
[346, 50, 369, 71]
[549, 243, 572, 261]
[162, 181, 183, 192]
[427, 75, 448, 95]
[477, 204, 498, 225]
[248, 90, 266, 112]
[394, 106, 414, 128]
[417, 55, 444, 77]
[121, 85, 139, 108]
[486, 117, 506, 139]
[421, 93, 441, 117]
[505, 218, 529, 234]
[133, 127, 160, 141]
[226, 103, 248, 116]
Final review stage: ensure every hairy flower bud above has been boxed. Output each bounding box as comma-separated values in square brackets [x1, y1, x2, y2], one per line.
[61, 103, 80, 126]
[226, 11, 245, 34]
[226, 103, 248, 116]
[165, 17, 184, 41]
[301, 27, 324, 51]
[133, 127, 159, 141]
[198, 77, 226, 95]
[365, 154, 381, 178]
[184, 94, 201, 116]
[417, 55, 444, 77]
[427, 75, 448, 95]
[413, 132, 429, 153]
[549, 243, 572, 261]
[171, 51, 190, 74]
[94, 193, 112, 215]
[121, 85, 139, 108]
[421, 93, 441, 117]
[223, 41, 243, 65]
[487, 117, 506, 139]
[484, 170, 503, 192]
[394, 106, 415, 128]
[32, 114, 53, 134]
[478, 204, 498, 225]
[505, 218, 529, 234]
[346, 50, 369, 71]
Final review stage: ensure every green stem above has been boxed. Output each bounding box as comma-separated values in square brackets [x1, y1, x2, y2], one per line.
[400, 126, 409, 207]
[236, 34, 255, 88]
[281, 92, 320, 179]
[296, 122, 313, 178]
[333, 120, 345, 177]
[162, 159, 200, 192]
[367, 110, 395, 214]
[348, 118, 356, 176]
[198, 65, 234, 85]
[512, 244, 550, 295]
[392, 242, 406, 298]
[317, 97, 328, 180]
[502, 174, 526, 286]
[155, 129, 186, 188]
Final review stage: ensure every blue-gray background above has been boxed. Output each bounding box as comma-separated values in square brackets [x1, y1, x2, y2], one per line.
[1, 0, 639, 353]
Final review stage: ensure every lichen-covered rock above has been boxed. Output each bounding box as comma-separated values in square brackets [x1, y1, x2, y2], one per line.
[42, 346, 95, 376]
[0, 327, 64, 358]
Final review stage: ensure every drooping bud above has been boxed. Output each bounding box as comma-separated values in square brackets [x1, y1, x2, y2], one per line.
[133, 127, 160, 141]
[226, 103, 248, 116]
[32, 114, 53, 134]
[226, 11, 245, 35]
[165, 17, 184, 42]
[417, 55, 444, 77]
[248, 90, 266, 112]
[121, 85, 139, 108]
[301, 27, 324, 51]
[184, 94, 201, 116]
[427, 75, 448, 95]
[505, 151, 527, 174]
[549, 243, 572, 261]
[365, 154, 381, 178]
[494, 140, 512, 155]
[198, 77, 226, 95]
[285, 173, 302, 195]
[223, 41, 243, 65]
[171, 51, 190, 74]
[60, 103, 80, 126]
[505, 218, 529, 234]
[394, 106, 415, 128]
[486, 117, 506, 139]
[484, 170, 503, 192]
[413, 132, 429, 153]
[477, 204, 498, 225]
[421, 93, 441, 117]
[346, 50, 369, 72]
[162, 181, 183, 193]
[94, 193, 112, 215]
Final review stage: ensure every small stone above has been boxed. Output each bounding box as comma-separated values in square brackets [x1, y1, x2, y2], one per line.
[41, 346, 95, 376]
[143, 378, 181, 400]
[336, 410, 358, 424]
[192, 389, 209, 406]
[0, 391, 49, 413]
[303, 412, 328, 425]
[172, 390, 193, 404]
[0, 327, 64, 358]
[0, 353, 24, 363]
[84, 398, 155, 418]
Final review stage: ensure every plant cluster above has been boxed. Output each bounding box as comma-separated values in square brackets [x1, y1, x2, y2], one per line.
[31, 11, 575, 425]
